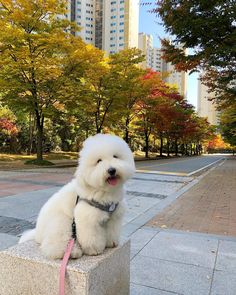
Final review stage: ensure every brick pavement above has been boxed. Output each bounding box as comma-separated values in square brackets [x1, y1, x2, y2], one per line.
[0, 170, 73, 198]
[147, 157, 236, 237]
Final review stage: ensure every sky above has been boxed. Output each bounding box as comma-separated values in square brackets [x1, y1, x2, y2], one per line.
[138, 3, 199, 109]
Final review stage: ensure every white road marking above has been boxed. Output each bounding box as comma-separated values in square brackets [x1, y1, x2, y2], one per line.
[135, 169, 187, 176]
[187, 157, 224, 176]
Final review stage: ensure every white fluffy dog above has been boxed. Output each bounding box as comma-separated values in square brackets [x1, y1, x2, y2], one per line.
[19, 134, 135, 259]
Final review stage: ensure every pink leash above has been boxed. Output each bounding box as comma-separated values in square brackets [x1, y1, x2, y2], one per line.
[59, 238, 75, 295]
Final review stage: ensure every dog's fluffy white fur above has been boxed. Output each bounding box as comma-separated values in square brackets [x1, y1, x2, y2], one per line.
[19, 134, 135, 259]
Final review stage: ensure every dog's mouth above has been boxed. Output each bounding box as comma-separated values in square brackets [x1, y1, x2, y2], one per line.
[107, 175, 119, 186]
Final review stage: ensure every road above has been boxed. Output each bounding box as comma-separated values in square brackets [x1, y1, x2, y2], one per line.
[135, 155, 225, 176]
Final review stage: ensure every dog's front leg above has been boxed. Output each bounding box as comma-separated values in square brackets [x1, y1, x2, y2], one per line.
[74, 202, 108, 256]
[106, 202, 125, 248]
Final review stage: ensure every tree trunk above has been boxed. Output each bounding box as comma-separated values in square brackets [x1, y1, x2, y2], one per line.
[124, 116, 130, 144]
[145, 132, 149, 158]
[185, 143, 188, 155]
[27, 112, 34, 155]
[167, 138, 170, 157]
[35, 112, 44, 161]
[175, 138, 178, 156]
[160, 133, 163, 156]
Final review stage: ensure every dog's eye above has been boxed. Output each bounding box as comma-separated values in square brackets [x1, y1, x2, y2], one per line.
[113, 155, 118, 159]
[97, 159, 102, 164]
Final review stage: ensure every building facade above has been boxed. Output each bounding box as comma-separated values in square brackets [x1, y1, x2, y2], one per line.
[161, 59, 187, 97]
[138, 33, 187, 96]
[67, 0, 139, 54]
[138, 33, 153, 69]
[197, 79, 219, 125]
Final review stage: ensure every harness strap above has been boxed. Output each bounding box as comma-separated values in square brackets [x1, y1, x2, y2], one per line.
[79, 197, 119, 214]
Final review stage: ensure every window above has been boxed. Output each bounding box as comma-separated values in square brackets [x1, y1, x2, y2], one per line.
[119, 22, 124, 25]
[119, 29, 124, 32]
[111, 15, 116, 19]
[119, 36, 123, 40]
[110, 30, 116, 33]
[110, 44, 116, 47]
[120, 15, 124, 18]
[111, 22, 116, 26]
[119, 43, 124, 47]
[120, 7, 124, 11]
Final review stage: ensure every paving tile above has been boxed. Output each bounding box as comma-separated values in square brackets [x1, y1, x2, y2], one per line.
[129, 228, 158, 258]
[126, 178, 184, 196]
[131, 255, 213, 295]
[0, 233, 18, 251]
[121, 223, 140, 238]
[0, 188, 58, 221]
[130, 283, 180, 295]
[211, 270, 236, 295]
[139, 231, 218, 268]
[215, 240, 236, 272]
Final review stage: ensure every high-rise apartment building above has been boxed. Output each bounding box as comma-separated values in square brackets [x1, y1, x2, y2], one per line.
[138, 33, 153, 68]
[152, 48, 162, 73]
[197, 79, 219, 125]
[67, 0, 139, 54]
[138, 33, 187, 96]
[162, 59, 187, 97]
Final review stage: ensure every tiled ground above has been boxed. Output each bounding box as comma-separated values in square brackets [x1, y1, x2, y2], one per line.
[128, 227, 236, 295]
[148, 158, 236, 236]
[1, 159, 235, 295]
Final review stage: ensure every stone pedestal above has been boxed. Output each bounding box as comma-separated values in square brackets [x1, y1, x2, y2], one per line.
[0, 240, 130, 295]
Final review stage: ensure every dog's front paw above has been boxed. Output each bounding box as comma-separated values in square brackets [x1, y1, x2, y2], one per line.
[70, 243, 83, 259]
[106, 239, 119, 248]
[82, 245, 105, 256]
[41, 244, 65, 259]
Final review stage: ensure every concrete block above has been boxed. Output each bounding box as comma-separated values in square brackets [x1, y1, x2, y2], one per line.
[0, 240, 130, 295]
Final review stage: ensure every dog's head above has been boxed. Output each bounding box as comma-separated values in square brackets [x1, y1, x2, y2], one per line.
[75, 134, 135, 191]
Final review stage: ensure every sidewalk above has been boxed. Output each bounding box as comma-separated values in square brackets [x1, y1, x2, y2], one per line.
[0, 158, 235, 294]
[147, 157, 236, 236]
[128, 157, 236, 294]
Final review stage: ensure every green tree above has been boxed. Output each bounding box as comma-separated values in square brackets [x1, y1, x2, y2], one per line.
[151, 0, 236, 107]
[0, 0, 87, 161]
[108, 48, 145, 143]
[220, 106, 236, 148]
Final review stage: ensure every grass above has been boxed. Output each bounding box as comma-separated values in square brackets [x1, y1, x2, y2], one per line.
[25, 159, 54, 166]
[0, 151, 78, 162]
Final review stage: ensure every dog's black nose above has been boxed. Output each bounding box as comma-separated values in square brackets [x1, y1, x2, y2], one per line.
[108, 167, 116, 176]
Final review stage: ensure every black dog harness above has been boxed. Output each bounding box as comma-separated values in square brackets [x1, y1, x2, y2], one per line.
[71, 195, 119, 239]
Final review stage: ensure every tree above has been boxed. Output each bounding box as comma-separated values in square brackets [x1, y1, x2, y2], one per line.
[0, 0, 87, 161]
[151, 0, 236, 107]
[0, 105, 19, 152]
[220, 106, 236, 148]
[108, 48, 145, 143]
